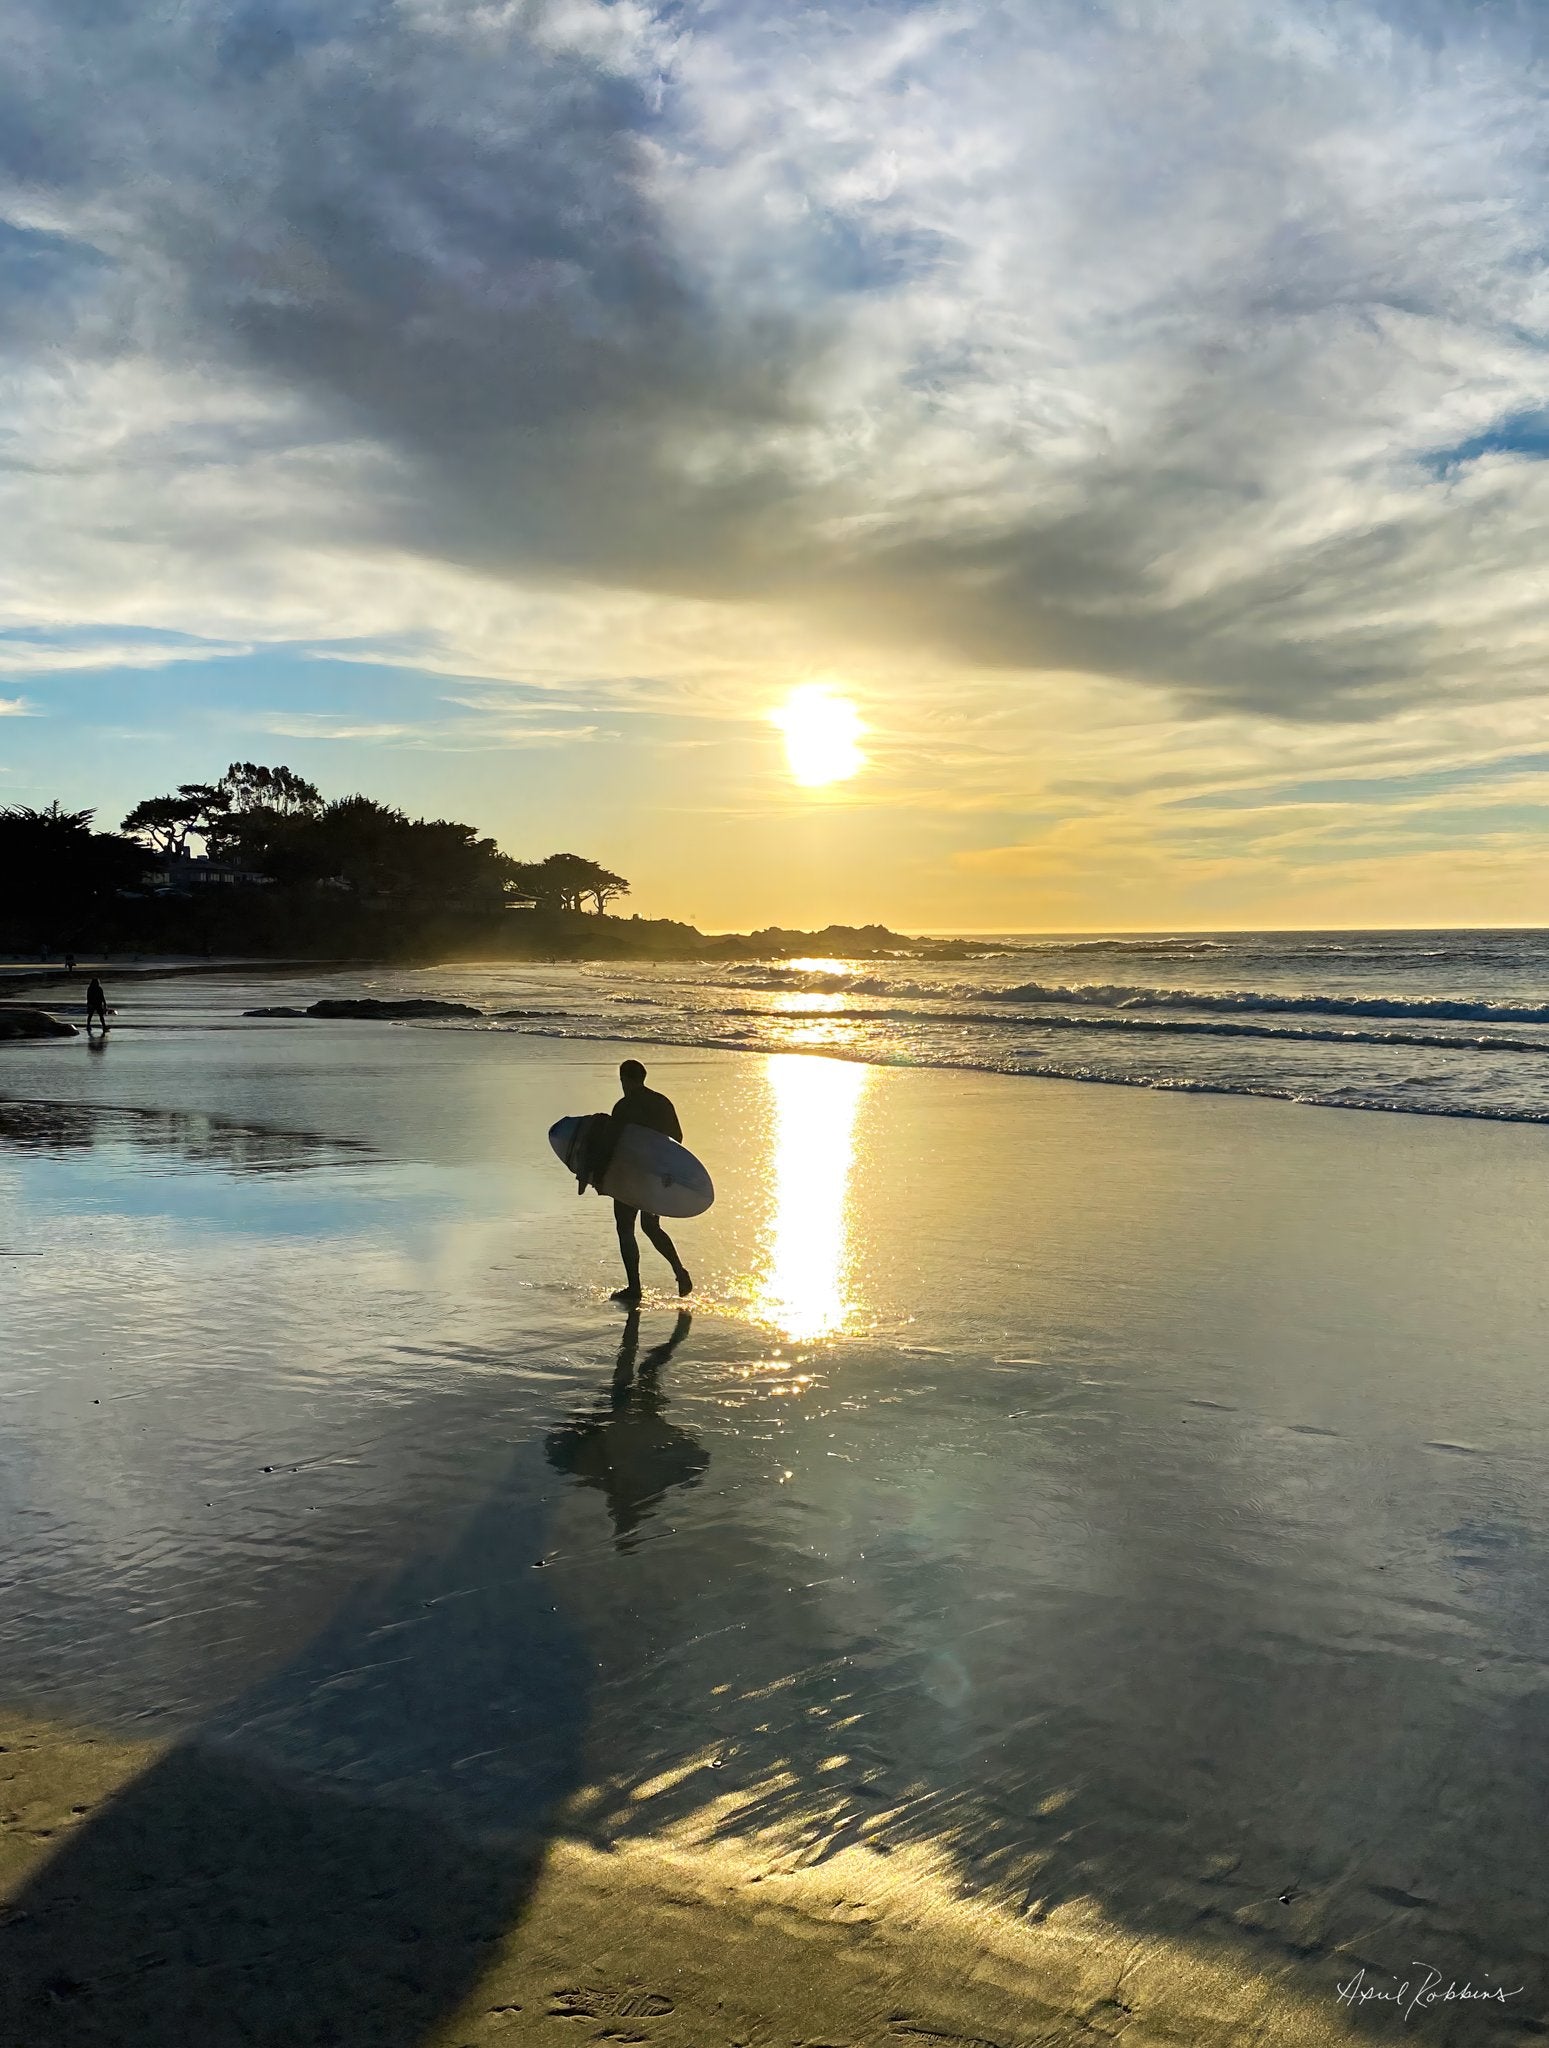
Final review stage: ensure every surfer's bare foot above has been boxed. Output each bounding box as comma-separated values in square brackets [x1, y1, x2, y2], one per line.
[675, 1269, 693, 1296]
[611, 1286, 642, 1305]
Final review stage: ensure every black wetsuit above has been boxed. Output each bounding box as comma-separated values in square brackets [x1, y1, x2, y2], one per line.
[610, 1084, 682, 1143]
[610, 1084, 691, 1298]
[85, 979, 108, 1031]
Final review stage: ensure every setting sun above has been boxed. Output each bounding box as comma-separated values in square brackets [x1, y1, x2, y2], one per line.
[771, 684, 866, 788]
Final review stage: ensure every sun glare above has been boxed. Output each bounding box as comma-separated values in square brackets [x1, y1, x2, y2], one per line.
[772, 684, 865, 787]
[755, 1054, 870, 1341]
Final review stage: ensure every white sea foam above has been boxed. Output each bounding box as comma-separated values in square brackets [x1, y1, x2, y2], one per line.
[462, 931, 1549, 1125]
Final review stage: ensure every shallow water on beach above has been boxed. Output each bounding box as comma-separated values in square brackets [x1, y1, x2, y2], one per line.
[3, 1005, 1549, 2035]
[28, 928, 1549, 1122]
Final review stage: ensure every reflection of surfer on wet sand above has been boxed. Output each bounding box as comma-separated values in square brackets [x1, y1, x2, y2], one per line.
[545, 1310, 707, 1543]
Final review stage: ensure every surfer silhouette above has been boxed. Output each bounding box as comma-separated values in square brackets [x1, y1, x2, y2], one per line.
[610, 1059, 693, 1304]
[85, 977, 108, 1035]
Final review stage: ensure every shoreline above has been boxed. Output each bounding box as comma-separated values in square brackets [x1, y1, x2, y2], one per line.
[0, 921, 1001, 994]
[447, 1017, 1549, 1129]
[8, 950, 1549, 1133]
[0, 956, 398, 997]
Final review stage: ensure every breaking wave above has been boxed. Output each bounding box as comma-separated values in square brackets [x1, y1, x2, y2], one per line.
[707, 964, 1549, 1025]
[993, 981, 1549, 1023]
[470, 1019, 1549, 1125]
[423, 929, 1549, 1125]
[716, 1004, 1549, 1053]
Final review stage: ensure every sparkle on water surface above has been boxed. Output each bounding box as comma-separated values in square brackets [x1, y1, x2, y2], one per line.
[752, 1053, 869, 1341]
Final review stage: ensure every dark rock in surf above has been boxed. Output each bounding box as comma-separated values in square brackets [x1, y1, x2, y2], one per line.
[0, 1007, 78, 1039]
[244, 998, 483, 1021]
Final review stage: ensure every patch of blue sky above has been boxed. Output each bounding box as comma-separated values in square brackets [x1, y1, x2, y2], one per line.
[0, 641, 686, 863]
[1, 643, 479, 784]
[1421, 411, 1549, 476]
[1219, 802, 1549, 861]
[803, 216, 951, 296]
[1353, 800, 1549, 841]
[215, 0, 371, 79]
[0, 217, 107, 291]
[0, 647, 411, 807]
[1169, 751, 1549, 812]
[0, 625, 250, 660]
[1366, 0, 1549, 57]
[1274, 808, 1549, 865]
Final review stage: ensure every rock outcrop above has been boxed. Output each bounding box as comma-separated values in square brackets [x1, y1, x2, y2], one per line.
[0, 1007, 78, 1039]
[245, 999, 483, 1021]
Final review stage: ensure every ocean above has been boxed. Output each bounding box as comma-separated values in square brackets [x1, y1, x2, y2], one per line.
[106, 927, 1549, 1125]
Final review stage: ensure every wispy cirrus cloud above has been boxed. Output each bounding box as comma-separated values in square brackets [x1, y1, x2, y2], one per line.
[257, 717, 417, 742]
[0, 636, 253, 676]
[257, 709, 610, 749]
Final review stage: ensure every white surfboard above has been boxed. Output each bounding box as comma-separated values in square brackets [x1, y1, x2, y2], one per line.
[548, 1115, 715, 1218]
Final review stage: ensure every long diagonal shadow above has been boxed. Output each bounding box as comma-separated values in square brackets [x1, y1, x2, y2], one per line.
[0, 1315, 705, 2048]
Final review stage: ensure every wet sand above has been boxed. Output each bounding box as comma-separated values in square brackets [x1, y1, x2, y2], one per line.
[2, 1018, 1547, 2044]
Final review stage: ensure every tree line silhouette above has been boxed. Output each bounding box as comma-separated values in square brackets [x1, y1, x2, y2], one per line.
[1, 765, 633, 958]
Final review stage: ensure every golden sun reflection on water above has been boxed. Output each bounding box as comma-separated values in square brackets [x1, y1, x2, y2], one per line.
[754, 1054, 870, 1342]
[770, 991, 844, 1012]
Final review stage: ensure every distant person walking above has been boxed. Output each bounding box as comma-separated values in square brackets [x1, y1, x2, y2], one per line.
[610, 1059, 693, 1305]
[85, 976, 108, 1034]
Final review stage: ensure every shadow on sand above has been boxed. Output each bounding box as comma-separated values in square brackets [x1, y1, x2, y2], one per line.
[0, 1310, 710, 2048]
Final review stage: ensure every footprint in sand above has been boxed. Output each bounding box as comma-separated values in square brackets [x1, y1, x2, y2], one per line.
[550, 1989, 676, 2021]
[1368, 1883, 1433, 1910]
[890, 2024, 1004, 2048]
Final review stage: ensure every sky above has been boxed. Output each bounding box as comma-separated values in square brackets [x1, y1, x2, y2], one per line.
[7, 0, 1549, 932]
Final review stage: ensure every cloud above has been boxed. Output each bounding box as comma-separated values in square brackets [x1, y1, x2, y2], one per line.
[0, 635, 253, 675]
[0, 696, 35, 717]
[257, 716, 417, 742]
[257, 708, 609, 748]
[6, 0, 1549, 735]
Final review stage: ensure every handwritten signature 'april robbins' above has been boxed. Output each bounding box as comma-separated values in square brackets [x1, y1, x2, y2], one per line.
[1335, 1964, 1526, 2022]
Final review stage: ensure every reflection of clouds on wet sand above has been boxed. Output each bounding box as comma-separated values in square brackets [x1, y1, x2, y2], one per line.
[0, 1098, 368, 1173]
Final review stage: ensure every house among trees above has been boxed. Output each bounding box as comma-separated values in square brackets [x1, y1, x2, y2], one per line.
[144, 851, 276, 895]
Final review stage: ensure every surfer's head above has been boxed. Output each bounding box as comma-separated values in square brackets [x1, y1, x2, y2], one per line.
[619, 1058, 647, 1088]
